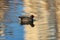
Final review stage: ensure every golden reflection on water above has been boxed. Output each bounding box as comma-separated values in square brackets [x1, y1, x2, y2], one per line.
[0, 0, 9, 37]
[0, 0, 9, 19]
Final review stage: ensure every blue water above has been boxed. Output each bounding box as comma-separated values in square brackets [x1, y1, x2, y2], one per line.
[4, 0, 25, 40]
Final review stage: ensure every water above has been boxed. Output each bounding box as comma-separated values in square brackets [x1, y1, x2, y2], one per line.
[0, 0, 25, 40]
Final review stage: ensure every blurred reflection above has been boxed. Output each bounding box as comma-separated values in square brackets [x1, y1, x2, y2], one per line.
[0, 0, 9, 40]
[0, 0, 9, 22]
[0, 0, 25, 40]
